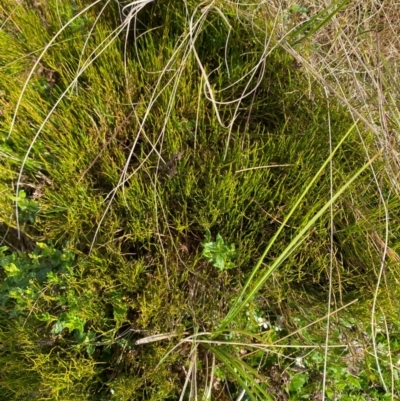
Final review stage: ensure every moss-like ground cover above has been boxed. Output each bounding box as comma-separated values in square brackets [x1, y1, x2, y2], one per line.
[1, 1, 400, 400]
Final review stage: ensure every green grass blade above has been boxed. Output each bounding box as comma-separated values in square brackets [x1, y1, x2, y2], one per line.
[216, 122, 358, 333]
[289, 0, 350, 46]
[207, 345, 273, 401]
[218, 150, 380, 332]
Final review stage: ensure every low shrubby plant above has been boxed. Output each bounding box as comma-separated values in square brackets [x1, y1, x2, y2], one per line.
[201, 230, 236, 271]
[0, 0, 400, 400]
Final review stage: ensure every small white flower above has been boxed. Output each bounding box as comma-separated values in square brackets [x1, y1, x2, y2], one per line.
[295, 357, 305, 368]
[257, 317, 270, 329]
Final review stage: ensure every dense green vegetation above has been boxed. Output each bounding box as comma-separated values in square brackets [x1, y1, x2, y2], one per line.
[1, 0, 400, 400]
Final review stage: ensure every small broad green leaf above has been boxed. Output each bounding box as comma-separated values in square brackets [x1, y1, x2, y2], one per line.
[214, 366, 227, 380]
[289, 373, 308, 393]
[46, 271, 61, 285]
[326, 388, 334, 399]
[345, 374, 361, 390]
[4, 263, 20, 277]
[74, 329, 86, 343]
[64, 315, 86, 334]
[113, 303, 128, 323]
[201, 232, 236, 271]
[215, 254, 225, 269]
[86, 343, 96, 356]
[38, 312, 53, 323]
[51, 320, 66, 334]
